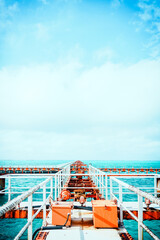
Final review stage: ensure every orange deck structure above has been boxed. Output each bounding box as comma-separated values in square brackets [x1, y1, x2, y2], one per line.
[0, 163, 160, 175]
[1, 207, 160, 220]
[92, 200, 118, 228]
[0, 166, 60, 174]
[51, 202, 73, 226]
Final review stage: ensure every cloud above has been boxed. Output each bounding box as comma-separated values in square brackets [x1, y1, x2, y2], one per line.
[137, 0, 160, 58]
[0, 0, 18, 26]
[35, 23, 49, 40]
[0, 125, 160, 160]
[0, 59, 160, 131]
[0, 1, 160, 161]
[111, 0, 123, 9]
[94, 47, 114, 62]
[39, 0, 48, 5]
[0, 59, 160, 160]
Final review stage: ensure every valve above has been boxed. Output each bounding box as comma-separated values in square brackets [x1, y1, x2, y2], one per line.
[145, 198, 151, 210]
[60, 189, 71, 201]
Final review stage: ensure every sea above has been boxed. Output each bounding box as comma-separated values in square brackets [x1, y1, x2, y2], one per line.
[0, 160, 160, 240]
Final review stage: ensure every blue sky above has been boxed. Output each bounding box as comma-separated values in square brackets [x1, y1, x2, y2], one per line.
[0, 0, 160, 161]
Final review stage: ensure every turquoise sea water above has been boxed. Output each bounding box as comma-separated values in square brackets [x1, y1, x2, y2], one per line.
[0, 160, 160, 240]
[0, 159, 160, 168]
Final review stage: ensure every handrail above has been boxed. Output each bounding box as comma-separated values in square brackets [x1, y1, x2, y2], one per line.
[0, 164, 75, 240]
[89, 164, 108, 199]
[0, 176, 52, 217]
[110, 176, 160, 240]
[111, 176, 160, 207]
[14, 194, 51, 240]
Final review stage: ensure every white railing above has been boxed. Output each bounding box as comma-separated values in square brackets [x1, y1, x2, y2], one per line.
[0, 162, 72, 240]
[0, 162, 72, 201]
[1, 172, 159, 203]
[54, 162, 71, 200]
[109, 176, 160, 200]
[0, 176, 53, 240]
[0, 163, 159, 240]
[109, 174, 160, 198]
[110, 176, 160, 240]
[89, 164, 108, 199]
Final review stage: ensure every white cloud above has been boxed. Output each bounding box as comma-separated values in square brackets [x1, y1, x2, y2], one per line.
[0, 125, 160, 160]
[0, 0, 18, 19]
[7, 2, 18, 16]
[39, 0, 48, 5]
[35, 23, 49, 40]
[111, 0, 123, 9]
[0, 59, 160, 130]
[94, 47, 114, 62]
[137, 0, 160, 58]
[138, 2, 153, 21]
[0, 59, 160, 160]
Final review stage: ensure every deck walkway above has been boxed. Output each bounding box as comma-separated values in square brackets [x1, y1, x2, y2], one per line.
[45, 228, 122, 240]
[44, 202, 122, 240]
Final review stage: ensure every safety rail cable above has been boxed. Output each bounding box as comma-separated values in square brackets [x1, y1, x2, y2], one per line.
[111, 176, 160, 240]
[14, 194, 51, 240]
[0, 176, 52, 217]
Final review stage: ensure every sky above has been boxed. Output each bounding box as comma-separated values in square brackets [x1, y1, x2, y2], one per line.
[0, 0, 160, 161]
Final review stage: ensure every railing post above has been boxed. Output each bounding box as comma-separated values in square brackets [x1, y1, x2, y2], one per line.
[102, 174, 104, 197]
[93, 169, 95, 185]
[57, 173, 59, 198]
[55, 175, 57, 201]
[64, 169, 66, 184]
[154, 175, 157, 197]
[43, 183, 46, 226]
[105, 174, 108, 200]
[138, 194, 143, 240]
[60, 172, 61, 193]
[28, 194, 32, 240]
[50, 177, 53, 199]
[119, 184, 123, 225]
[62, 171, 64, 187]
[60, 172, 63, 192]
[110, 177, 113, 200]
[8, 176, 11, 202]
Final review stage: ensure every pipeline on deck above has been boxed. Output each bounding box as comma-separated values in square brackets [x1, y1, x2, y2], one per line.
[0, 161, 160, 240]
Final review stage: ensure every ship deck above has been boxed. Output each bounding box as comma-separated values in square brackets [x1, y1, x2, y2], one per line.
[0, 160, 160, 240]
